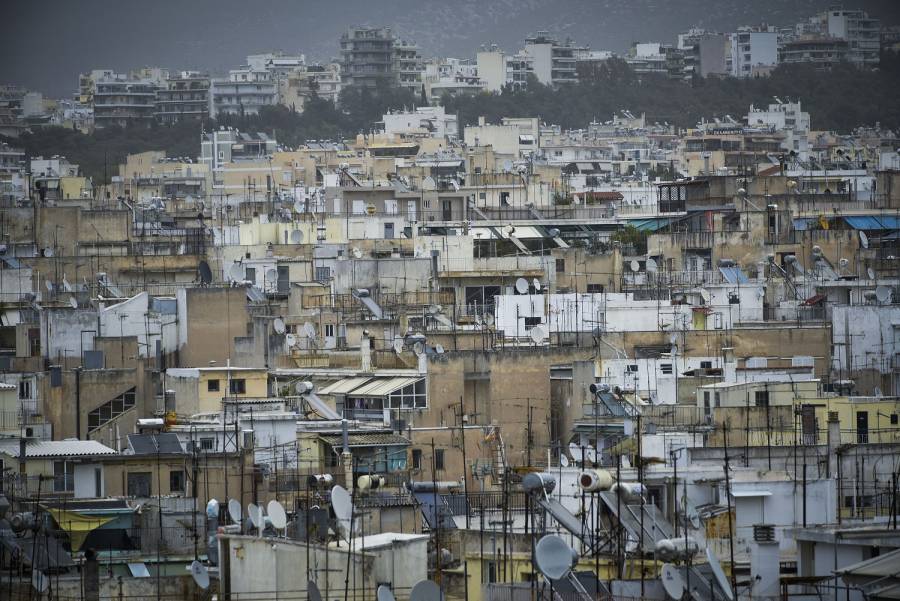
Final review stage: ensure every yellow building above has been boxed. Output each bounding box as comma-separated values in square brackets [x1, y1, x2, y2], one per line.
[165, 366, 269, 415]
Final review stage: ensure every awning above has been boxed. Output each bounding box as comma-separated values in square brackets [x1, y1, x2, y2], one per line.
[844, 216, 900, 230]
[318, 377, 373, 395]
[348, 377, 423, 397]
[45, 508, 116, 551]
[719, 266, 750, 284]
[628, 218, 671, 232]
[837, 547, 900, 600]
[730, 490, 772, 497]
[692, 306, 713, 315]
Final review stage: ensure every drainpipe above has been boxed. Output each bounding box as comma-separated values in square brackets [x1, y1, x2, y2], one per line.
[342, 419, 353, 491]
[75, 367, 82, 439]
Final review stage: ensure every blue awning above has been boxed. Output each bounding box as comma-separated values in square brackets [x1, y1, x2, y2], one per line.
[844, 216, 899, 230]
[792, 218, 813, 231]
[719, 266, 750, 284]
[628, 218, 671, 232]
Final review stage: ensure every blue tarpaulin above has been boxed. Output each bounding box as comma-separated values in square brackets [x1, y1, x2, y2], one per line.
[793, 218, 813, 231]
[844, 216, 900, 230]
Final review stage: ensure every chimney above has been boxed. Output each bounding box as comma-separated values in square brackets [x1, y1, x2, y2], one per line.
[750, 524, 780, 601]
[827, 411, 841, 478]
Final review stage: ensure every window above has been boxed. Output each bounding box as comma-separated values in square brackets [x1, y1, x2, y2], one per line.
[127, 472, 152, 497]
[660, 363, 673, 375]
[54, 461, 74, 492]
[586, 284, 604, 293]
[523, 317, 542, 330]
[94, 467, 103, 497]
[388, 379, 427, 410]
[434, 448, 445, 471]
[324, 324, 335, 338]
[384, 222, 395, 239]
[18, 380, 31, 399]
[315, 266, 331, 282]
[352, 200, 366, 215]
[207, 379, 220, 392]
[892, 414, 899, 425]
[200, 438, 215, 451]
[556, 258, 566, 273]
[714, 392, 720, 407]
[754, 390, 769, 407]
[229, 379, 246, 394]
[700, 361, 713, 369]
[245, 267, 256, 283]
[703, 392, 711, 418]
[169, 470, 185, 493]
[412, 449, 422, 470]
[626, 364, 638, 373]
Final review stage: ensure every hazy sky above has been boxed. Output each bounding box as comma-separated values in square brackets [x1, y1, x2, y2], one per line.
[4, 0, 899, 97]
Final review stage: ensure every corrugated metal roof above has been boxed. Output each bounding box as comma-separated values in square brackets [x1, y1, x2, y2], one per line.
[349, 377, 422, 397]
[319, 432, 410, 448]
[318, 377, 373, 395]
[0, 440, 117, 458]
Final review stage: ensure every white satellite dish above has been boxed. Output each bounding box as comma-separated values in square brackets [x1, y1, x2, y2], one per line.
[859, 231, 869, 249]
[699, 288, 711, 303]
[294, 199, 305, 214]
[867, 267, 876, 280]
[413, 340, 426, 357]
[308, 581, 324, 601]
[875, 286, 892, 303]
[392, 336, 405, 354]
[42, 248, 54, 258]
[69, 296, 78, 309]
[661, 563, 685, 600]
[302, 322, 316, 339]
[533, 278, 542, 292]
[331, 485, 355, 540]
[247, 503, 263, 529]
[228, 263, 244, 282]
[433, 344, 445, 354]
[530, 325, 547, 344]
[45, 280, 54, 292]
[228, 498, 242, 523]
[568, 442, 585, 464]
[410, 579, 444, 601]
[267, 500, 287, 531]
[812, 245, 823, 257]
[378, 585, 398, 601]
[584, 446, 597, 464]
[32, 570, 49, 593]
[535, 534, 578, 580]
[485, 313, 495, 327]
[62, 275, 72, 292]
[560, 454, 569, 468]
[290, 230, 304, 244]
[515, 278, 529, 294]
[352, 247, 363, 259]
[190, 560, 210, 590]
[422, 176, 437, 191]
[646, 258, 658, 273]
[285, 333, 298, 347]
[706, 547, 734, 601]
[273, 317, 286, 334]
[265, 268, 278, 283]
[630, 260, 640, 272]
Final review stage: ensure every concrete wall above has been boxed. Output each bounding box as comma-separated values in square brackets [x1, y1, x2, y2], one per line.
[177, 287, 250, 367]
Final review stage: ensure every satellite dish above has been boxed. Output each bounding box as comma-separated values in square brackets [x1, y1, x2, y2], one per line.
[273, 317, 286, 334]
[699, 288, 711, 303]
[378, 585, 398, 601]
[303, 322, 317, 339]
[267, 500, 287, 531]
[308, 581, 324, 601]
[286, 333, 298, 347]
[422, 176, 437, 191]
[560, 454, 569, 467]
[69, 296, 78, 309]
[548, 228, 560, 238]
[352, 247, 363, 259]
[190, 560, 210, 590]
[413, 340, 426, 357]
[515, 278, 529, 294]
[812, 245, 823, 257]
[535, 535, 578, 580]
[32, 570, 49, 593]
[533, 278, 542, 292]
[198, 260, 213, 285]
[706, 547, 734, 601]
[646, 258, 658, 273]
[484, 313, 495, 327]
[265, 268, 278, 283]
[45, 280, 54, 292]
[42, 248, 54, 258]
[584, 446, 597, 463]
[661, 564, 685, 600]
[392, 336, 404, 354]
[568, 442, 585, 464]
[410, 579, 443, 601]
[62, 275, 72, 292]
[875, 286, 892, 303]
[859, 231, 869, 249]
[434, 344, 445, 354]
[290, 230, 304, 244]
[331, 485, 354, 540]
[530, 325, 547, 344]
[630, 260, 640, 272]
[838, 258, 849, 269]
[867, 267, 876, 280]
[247, 503, 262, 529]
[228, 263, 244, 282]
[228, 499, 242, 523]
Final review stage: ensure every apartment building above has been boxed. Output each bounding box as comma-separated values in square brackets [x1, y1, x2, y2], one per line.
[729, 26, 779, 77]
[208, 68, 277, 118]
[339, 27, 423, 90]
[523, 32, 585, 86]
[154, 71, 210, 125]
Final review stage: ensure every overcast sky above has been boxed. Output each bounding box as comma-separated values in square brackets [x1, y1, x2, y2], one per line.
[4, 0, 899, 97]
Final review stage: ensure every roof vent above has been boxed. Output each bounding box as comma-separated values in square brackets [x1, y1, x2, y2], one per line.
[753, 524, 776, 543]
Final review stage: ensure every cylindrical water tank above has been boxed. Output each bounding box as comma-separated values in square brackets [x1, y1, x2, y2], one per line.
[579, 469, 615, 492]
[655, 537, 700, 561]
[522, 472, 557, 495]
[612, 482, 646, 501]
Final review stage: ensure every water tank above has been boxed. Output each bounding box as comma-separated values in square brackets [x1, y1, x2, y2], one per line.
[579, 469, 615, 492]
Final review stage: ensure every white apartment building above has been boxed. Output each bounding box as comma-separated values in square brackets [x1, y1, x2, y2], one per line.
[476, 47, 534, 92]
[729, 27, 778, 77]
[209, 68, 277, 118]
[746, 100, 811, 157]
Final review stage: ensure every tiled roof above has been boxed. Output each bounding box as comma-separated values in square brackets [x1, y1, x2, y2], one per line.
[319, 433, 410, 448]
